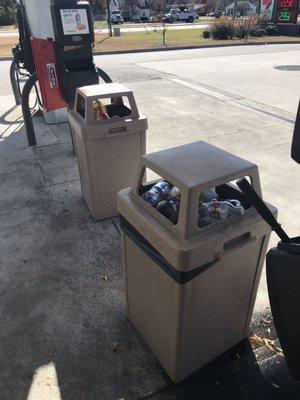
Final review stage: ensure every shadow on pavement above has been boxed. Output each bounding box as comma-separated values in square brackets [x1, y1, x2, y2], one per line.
[143, 339, 300, 400]
[1, 105, 300, 400]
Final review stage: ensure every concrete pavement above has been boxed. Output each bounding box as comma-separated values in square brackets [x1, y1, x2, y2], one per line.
[0, 44, 300, 399]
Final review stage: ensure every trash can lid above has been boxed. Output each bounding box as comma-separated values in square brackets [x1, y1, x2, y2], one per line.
[142, 141, 257, 191]
[77, 83, 133, 99]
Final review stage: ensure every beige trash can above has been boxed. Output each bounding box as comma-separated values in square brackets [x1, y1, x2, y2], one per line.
[117, 141, 276, 383]
[69, 83, 147, 220]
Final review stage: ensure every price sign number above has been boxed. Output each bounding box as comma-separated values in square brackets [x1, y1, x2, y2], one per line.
[279, 10, 292, 21]
[279, 0, 295, 7]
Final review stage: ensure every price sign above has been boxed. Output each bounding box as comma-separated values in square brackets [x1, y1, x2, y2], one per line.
[278, 0, 296, 8]
[279, 10, 292, 20]
[275, 9, 297, 22]
[275, 0, 299, 23]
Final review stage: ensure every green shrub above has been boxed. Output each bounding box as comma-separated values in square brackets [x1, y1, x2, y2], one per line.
[211, 17, 235, 40]
[0, 0, 15, 26]
[202, 30, 211, 39]
[266, 24, 278, 35]
[235, 21, 249, 39]
[252, 28, 267, 37]
[255, 15, 269, 29]
[0, 11, 14, 25]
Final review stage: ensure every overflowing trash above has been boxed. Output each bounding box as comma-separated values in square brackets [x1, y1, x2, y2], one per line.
[142, 180, 245, 226]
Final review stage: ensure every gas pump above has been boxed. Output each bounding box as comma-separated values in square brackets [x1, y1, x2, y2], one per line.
[51, 1, 99, 105]
[10, 0, 112, 146]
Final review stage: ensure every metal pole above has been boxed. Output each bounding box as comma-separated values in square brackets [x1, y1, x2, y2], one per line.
[106, 0, 113, 37]
[21, 72, 38, 147]
[10, 60, 21, 105]
[233, 0, 238, 18]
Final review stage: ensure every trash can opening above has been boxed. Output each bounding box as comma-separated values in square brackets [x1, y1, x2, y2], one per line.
[93, 97, 132, 120]
[75, 94, 132, 120]
[138, 170, 252, 228]
[138, 168, 181, 225]
[198, 183, 252, 228]
[76, 93, 86, 118]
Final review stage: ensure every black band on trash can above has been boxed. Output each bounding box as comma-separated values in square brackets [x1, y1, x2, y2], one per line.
[120, 216, 219, 284]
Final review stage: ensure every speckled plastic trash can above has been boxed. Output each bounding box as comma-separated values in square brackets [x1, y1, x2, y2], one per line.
[69, 83, 147, 220]
[118, 141, 276, 383]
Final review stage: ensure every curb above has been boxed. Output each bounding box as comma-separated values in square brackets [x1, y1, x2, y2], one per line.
[0, 56, 13, 61]
[93, 40, 300, 56]
[1, 40, 300, 61]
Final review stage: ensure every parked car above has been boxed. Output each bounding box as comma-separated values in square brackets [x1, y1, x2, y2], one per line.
[164, 8, 195, 23]
[110, 10, 124, 24]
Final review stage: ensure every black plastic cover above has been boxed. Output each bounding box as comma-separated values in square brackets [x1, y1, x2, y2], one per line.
[13, 1, 35, 73]
[291, 101, 300, 164]
[267, 238, 300, 380]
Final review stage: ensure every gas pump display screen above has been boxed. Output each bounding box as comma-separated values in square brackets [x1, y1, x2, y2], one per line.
[60, 9, 90, 35]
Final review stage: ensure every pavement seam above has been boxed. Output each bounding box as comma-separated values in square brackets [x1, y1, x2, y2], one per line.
[49, 124, 60, 143]
[46, 178, 80, 187]
[111, 218, 121, 236]
[169, 77, 295, 124]
[33, 147, 47, 184]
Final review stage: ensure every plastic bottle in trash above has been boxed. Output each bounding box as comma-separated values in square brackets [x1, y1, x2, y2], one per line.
[227, 199, 245, 216]
[156, 197, 180, 224]
[199, 188, 218, 203]
[142, 181, 171, 206]
[208, 199, 244, 219]
[198, 199, 244, 227]
[198, 204, 213, 227]
[170, 185, 181, 198]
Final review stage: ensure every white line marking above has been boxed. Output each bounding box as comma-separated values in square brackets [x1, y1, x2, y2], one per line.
[171, 78, 231, 102]
[170, 77, 294, 123]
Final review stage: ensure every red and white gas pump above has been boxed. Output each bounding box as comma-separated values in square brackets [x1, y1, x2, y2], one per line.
[11, 0, 112, 145]
[23, 0, 69, 124]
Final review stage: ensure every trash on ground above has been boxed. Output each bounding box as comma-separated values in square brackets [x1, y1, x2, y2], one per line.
[250, 333, 284, 356]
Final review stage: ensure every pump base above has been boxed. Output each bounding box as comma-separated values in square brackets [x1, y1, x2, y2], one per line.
[277, 24, 300, 35]
[43, 107, 69, 124]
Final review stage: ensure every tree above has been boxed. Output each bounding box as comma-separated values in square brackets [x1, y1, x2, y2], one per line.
[150, 0, 168, 12]
[161, 18, 167, 45]
[0, 0, 14, 25]
[124, 0, 139, 20]
[90, 0, 107, 16]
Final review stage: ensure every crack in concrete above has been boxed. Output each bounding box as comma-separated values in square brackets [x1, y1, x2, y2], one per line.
[111, 217, 121, 236]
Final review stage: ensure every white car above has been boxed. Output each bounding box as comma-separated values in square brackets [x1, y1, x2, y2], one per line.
[164, 8, 195, 23]
[111, 10, 124, 24]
